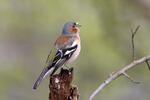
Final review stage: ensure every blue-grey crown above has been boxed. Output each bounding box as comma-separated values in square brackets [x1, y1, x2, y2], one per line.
[62, 22, 80, 35]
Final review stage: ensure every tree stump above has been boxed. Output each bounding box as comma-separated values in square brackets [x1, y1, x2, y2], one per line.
[49, 68, 79, 100]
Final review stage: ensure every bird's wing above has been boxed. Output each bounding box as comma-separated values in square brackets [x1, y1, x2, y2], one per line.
[45, 47, 57, 66]
[33, 36, 78, 89]
[45, 35, 76, 66]
[49, 36, 78, 75]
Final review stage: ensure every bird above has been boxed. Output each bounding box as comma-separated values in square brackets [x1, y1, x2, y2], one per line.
[33, 22, 81, 89]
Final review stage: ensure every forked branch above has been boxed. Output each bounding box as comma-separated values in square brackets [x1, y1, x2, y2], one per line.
[89, 26, 150, 100]
[145, 60, 150, 70]
[89, 55, 150, 100]
[131, 25, 140, 61]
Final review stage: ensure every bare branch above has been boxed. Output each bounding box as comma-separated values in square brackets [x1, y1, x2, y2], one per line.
[88, 25, 150, 100]
[122, 72, 140, 84]
[89, 55, 150, 100]
[131, 25, 140, 61]
[145, 60, 150, 70]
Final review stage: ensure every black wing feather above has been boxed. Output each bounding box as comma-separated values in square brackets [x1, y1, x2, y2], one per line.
[50, 45, 77, 75]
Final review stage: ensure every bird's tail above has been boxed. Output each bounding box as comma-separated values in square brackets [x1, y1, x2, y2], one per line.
[33, 66, 54, 90]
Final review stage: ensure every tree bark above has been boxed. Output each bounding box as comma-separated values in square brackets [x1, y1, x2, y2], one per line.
[49, 68, 79, 100]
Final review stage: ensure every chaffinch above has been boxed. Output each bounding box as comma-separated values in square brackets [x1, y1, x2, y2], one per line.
[33, 22, 81, 89]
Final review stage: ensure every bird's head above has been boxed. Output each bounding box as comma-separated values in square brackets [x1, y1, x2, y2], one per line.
[62, 22, 81, 35]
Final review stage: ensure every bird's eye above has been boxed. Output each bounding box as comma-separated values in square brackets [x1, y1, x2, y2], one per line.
[73, 23, 76, 25]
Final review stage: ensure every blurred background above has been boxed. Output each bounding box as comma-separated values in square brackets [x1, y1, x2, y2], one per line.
[0, 0, 150, 100]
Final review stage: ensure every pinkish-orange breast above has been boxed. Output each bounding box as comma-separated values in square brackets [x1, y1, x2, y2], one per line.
[65, 36, 81, 64]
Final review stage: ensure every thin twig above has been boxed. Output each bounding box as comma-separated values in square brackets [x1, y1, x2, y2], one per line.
[131, 25, 140, 61]
[145, 60, 150, 70]
[89, 55, 150, 100]
[122, 72, 140, 84]
[88, 26, 150, 100]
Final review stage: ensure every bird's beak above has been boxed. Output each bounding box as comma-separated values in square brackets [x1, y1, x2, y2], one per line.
[75, 22, 81, 27]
